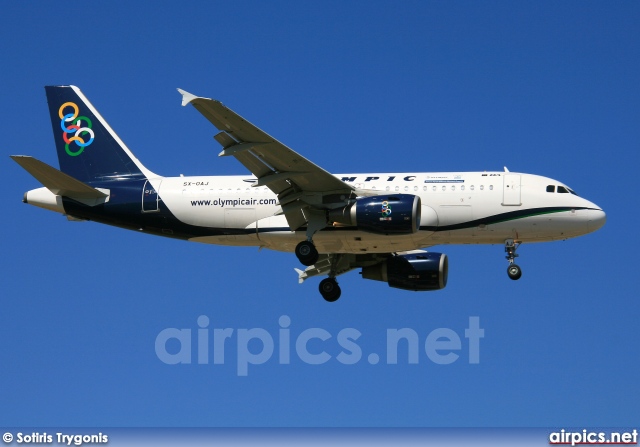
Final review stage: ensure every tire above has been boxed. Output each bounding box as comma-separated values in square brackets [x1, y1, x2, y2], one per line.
[319, 278, 341, 302]
[507, 264, 522, 280]
[295, 241, 319, 266]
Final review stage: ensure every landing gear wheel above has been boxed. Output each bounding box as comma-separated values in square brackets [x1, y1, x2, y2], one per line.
[504, 239, 522, 281]
[295, 240, 319, 266]
[507, 264, 522, 280]
[319, 278, 341, 302]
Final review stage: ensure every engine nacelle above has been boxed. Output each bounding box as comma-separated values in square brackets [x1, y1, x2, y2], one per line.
[361, 252, 448, 291]
[328, 194, 421, 234]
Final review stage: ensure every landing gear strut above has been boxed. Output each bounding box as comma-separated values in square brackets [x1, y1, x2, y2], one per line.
[295, 240, 319, 266]
[295, 209, 325, 267]
[319, 277, 341, 302]
[505, 239, 522, 280]
[295, 210, 341, 300]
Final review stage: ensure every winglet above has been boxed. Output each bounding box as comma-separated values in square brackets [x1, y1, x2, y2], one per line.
[177, 88, 198, 107]
[294, 268, 307, 284]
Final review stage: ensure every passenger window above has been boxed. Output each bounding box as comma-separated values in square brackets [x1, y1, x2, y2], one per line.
[385, 186, 390, 191]
[395, 186, 400, 192]
[557, 186, 569, 193]
[489, 185, 493, 190]
[442, 186, 446, 191]
[414, 186, 418, 191]
[480, 185, 484, 191]
[451, 185, 455, 191]
[461, 185, 465, 191]
[404, 186, 409, 191]
[470, 185, 474, 191]
[546, 185, 555, 193]
[432, 186, 437, 192]
[423, 186, 427, 191]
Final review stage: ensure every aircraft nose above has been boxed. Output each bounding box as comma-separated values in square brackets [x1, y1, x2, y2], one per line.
[587, 208, 606, 232]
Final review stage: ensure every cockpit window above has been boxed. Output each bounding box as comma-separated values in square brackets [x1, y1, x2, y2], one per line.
[547, 184, 579, 195]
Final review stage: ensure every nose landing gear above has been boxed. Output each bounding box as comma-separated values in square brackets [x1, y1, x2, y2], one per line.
[507, 263, 522, 280]
[505, 239, 522, 280]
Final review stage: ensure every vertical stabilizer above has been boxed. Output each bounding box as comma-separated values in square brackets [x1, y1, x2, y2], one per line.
[45, 85, 156, 183]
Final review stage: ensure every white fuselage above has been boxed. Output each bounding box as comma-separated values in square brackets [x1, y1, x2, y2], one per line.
[148, 171, 605, 254]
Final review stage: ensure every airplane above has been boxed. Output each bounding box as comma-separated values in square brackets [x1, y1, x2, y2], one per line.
[12, 86, 606, 302]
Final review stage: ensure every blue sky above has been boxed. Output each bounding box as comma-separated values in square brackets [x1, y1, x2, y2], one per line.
[1, 1, 638, 427]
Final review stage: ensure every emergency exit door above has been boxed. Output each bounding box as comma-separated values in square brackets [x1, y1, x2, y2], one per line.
[502, 174, 521, 206]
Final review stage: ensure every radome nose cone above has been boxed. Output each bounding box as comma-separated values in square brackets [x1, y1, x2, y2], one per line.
[588, 209, 606, 232]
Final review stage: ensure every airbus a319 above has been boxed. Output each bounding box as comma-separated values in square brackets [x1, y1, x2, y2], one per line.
[12, 86, 606, 301]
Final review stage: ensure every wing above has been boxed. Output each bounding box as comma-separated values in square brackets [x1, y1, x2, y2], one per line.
[294, 249, 435, 282]
[293, 252, 392, 283]
[178, 89, 355, 230]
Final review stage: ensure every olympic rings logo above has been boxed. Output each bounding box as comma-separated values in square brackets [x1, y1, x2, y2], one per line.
[381, 200, 392, 216]
[59, 102, 94, 156]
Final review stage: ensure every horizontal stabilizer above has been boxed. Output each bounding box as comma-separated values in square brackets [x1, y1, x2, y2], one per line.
[11, 155, 108, 199]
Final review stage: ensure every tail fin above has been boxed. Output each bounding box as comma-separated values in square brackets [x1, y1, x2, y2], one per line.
[45, 85, 156, 183]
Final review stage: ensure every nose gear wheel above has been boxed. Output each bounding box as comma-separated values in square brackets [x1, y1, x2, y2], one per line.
[505, 239, 522, 281]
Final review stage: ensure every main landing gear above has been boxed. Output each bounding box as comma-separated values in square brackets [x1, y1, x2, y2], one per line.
[295, 239, 342, 302]
[505, 239, 522, 280]
[319, 277, 341, 302]
[295, 240, 319, 266]
[295, 211, 341, 300]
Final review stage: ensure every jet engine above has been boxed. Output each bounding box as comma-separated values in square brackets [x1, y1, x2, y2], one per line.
[328, 194, 421, 234]
[361, 252, 448, 291]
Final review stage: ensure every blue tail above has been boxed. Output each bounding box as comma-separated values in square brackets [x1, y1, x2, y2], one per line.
[45, 85, 152, 183]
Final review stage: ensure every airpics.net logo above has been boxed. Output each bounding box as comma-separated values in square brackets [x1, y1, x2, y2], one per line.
[59, 102, 94, 156]
[155, 316, 484, 376]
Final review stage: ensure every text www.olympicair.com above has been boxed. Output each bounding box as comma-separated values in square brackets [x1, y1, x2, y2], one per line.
[155, 316, 484, 376]
[190, 198, 277, 207]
